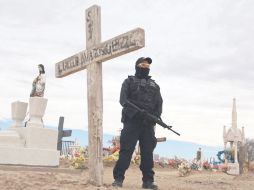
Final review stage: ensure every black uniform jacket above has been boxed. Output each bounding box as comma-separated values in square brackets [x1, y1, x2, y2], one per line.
[120, 75, 163, 123]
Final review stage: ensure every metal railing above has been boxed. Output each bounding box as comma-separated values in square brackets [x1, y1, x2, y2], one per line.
[61, 140, 75, 156]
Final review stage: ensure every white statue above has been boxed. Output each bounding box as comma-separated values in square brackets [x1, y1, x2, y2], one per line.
[30, 64, 46, 97]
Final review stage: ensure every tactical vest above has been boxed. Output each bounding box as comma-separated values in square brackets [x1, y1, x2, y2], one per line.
[127, 76, 160, 113]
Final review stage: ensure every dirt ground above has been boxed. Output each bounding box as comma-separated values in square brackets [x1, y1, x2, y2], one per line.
[0, 163, 253, 190]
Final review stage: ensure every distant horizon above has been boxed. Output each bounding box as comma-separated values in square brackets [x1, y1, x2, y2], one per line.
[0, 118, 225, 147]
[0, 118, 222, 160]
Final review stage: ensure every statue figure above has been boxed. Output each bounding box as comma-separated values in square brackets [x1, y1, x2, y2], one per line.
[30, 64, 46, 97]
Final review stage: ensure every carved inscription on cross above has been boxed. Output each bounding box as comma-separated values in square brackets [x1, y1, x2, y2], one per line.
[55, 5, 145, 186]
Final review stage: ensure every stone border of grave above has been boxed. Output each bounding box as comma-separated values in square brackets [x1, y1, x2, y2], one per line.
[0, 165, 82, 174]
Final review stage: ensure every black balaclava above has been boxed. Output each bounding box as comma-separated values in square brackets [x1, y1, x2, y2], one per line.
[135, 57, 152, 79]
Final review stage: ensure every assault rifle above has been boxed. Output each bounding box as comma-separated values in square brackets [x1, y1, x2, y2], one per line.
[125, 100, 180, 136]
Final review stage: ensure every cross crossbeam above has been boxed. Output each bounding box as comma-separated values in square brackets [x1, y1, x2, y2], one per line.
[56, 28, 144, 78]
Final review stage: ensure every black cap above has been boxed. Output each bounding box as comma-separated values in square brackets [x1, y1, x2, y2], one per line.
[135, 57, 152, 66]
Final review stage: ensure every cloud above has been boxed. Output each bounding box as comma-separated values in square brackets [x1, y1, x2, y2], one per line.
[0, 0, 254, 146]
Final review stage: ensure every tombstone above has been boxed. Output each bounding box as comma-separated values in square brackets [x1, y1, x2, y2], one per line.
[0, 97, 59, 166]
[223, 98, 245, 175]
[55, 4, 145, 186]
[196, 148, 204, 170]
[196, 148, 201, 161]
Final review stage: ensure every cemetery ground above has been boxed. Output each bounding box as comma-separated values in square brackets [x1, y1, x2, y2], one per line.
[0, 161, 253, 190]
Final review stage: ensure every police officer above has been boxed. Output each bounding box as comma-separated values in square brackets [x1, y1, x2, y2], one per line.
[112, 57, 163, 190]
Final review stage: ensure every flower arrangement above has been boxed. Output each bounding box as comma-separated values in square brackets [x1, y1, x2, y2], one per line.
[103, 150, 119, 162]
[132, 154, 141, 165]
[212, 164, 219, 170]
[168, 157, 182, 169]
[71, 147, 87, 169]
[178, 161, 191, 177]
[203, 161, 211, 170]
[191, 162, 199, 170]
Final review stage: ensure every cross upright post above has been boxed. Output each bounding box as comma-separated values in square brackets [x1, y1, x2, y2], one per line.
[85, 5, 103, 185]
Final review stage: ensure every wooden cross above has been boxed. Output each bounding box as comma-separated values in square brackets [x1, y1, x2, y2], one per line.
[57, 116, 72, 152]
[55, 5, 145, 186]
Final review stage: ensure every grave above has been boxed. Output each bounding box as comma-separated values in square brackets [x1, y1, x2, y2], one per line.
[0, 97, 59, 166]
[223, 98, 245, 175]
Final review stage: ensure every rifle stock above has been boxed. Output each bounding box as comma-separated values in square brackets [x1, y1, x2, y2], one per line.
[125, 100, 180, 136]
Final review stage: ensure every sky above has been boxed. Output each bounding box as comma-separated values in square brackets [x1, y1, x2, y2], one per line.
[0, 0, 254, 146]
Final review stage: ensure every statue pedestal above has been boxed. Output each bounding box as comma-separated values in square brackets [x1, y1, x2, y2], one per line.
[14, 127, 58, 150]
[0, 130, 25, 148]
[26, 97, 47, 128]
[0, 146, 59, 166]
[227, 163, 240, 175]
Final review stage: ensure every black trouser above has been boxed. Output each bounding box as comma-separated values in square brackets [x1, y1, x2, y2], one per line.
[113, 120, 157, 182]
